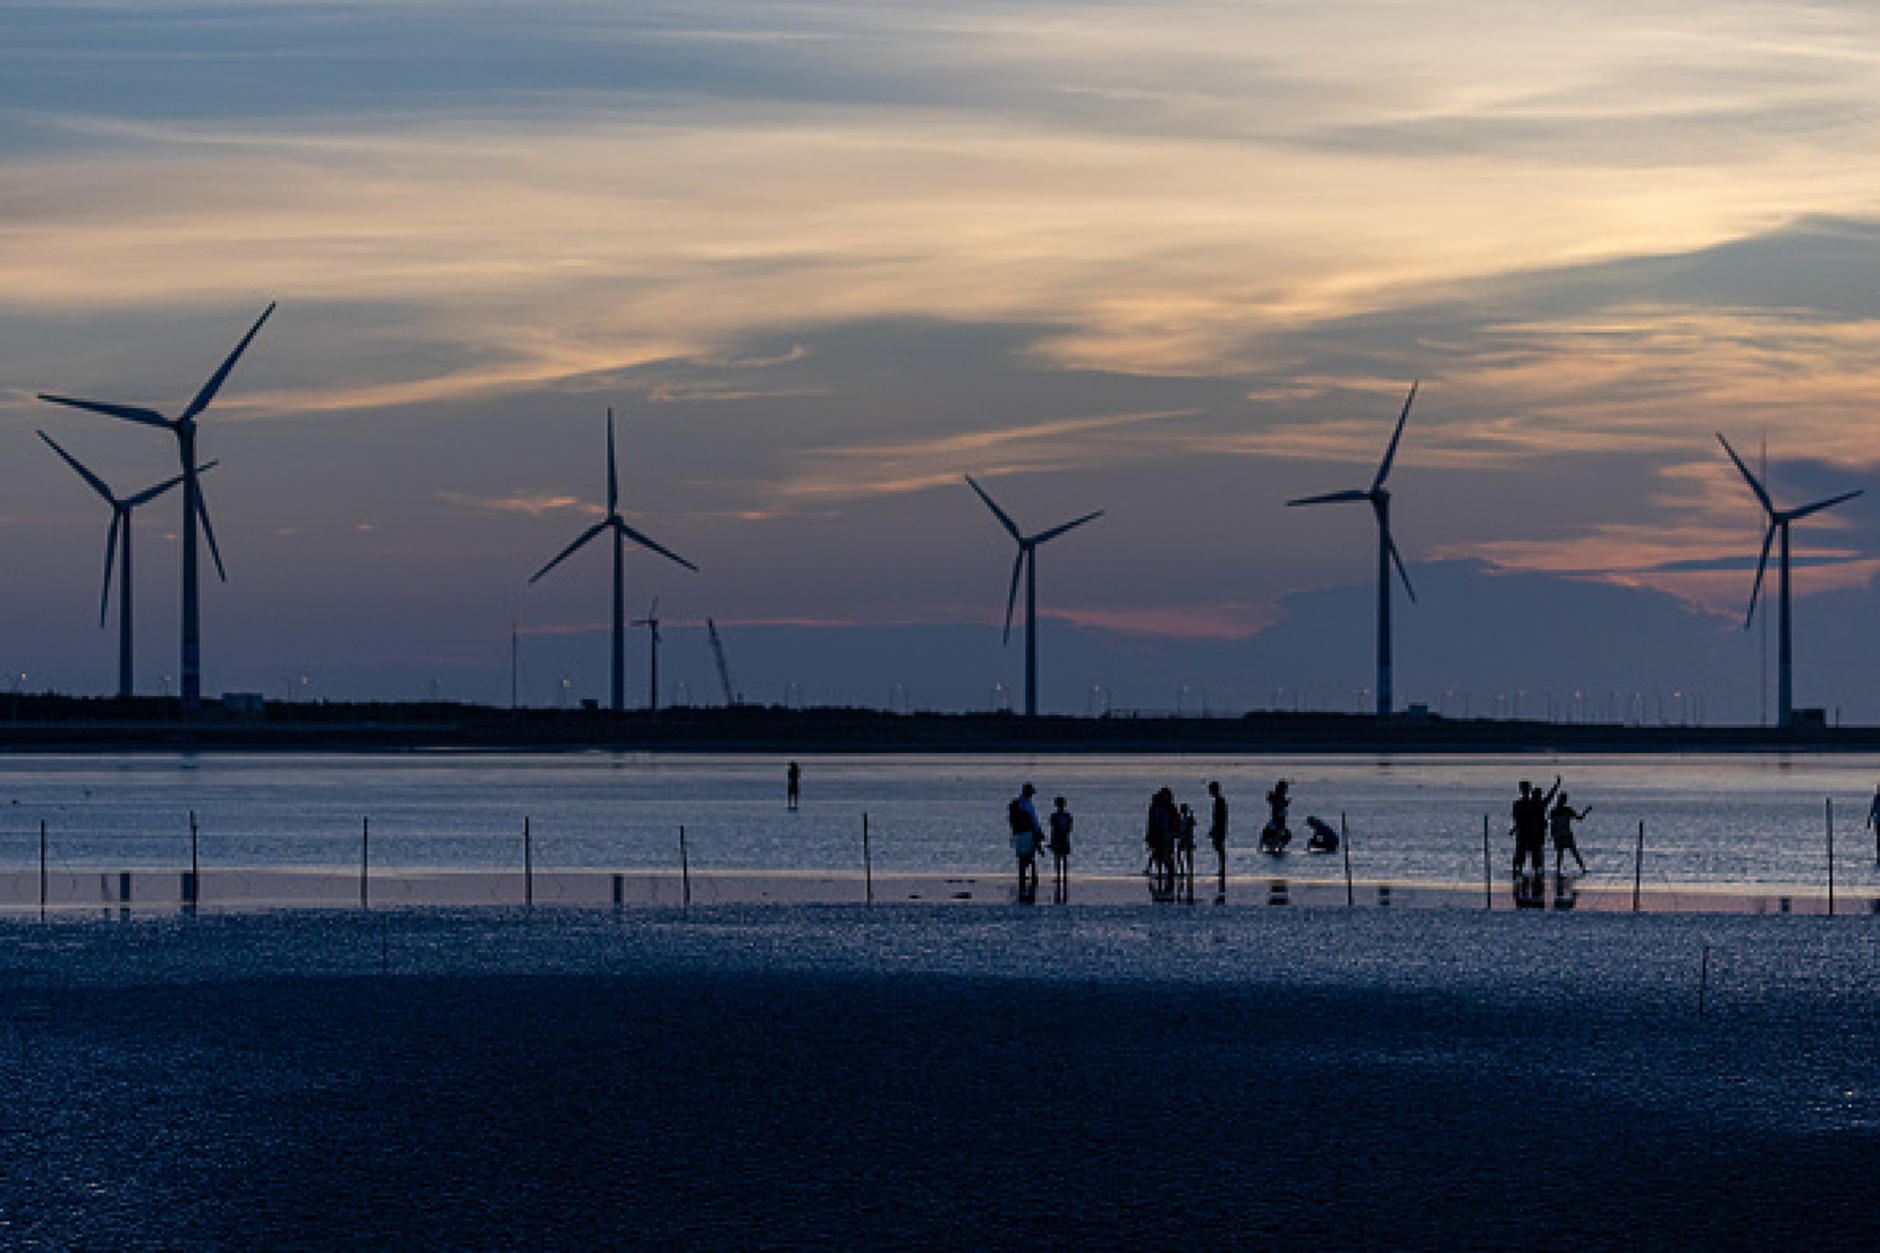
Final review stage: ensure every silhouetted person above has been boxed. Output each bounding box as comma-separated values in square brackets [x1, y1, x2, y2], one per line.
[1010, 782, 1044, 902]
[1511, 776, 1560, 876]
[1867, 784, 1880, 836]
[1048, 796, 1073, 902]
[1306, 815, 1339, 853]
[786, 761, 801, 812]
[1207, 781, 1229, 891]
[1262, 780, 1292, 852]
[1178, 803, 1197, 897]
[1550, 794, 1590, 874]
[1145, 787, 1179, 896]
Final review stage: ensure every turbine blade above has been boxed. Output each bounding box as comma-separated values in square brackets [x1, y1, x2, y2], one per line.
[606, 408, 619, 516]
[38, 394, 171, 430]
[1032, 509, 1104, 545]
[1745, 522, 1776, 628]
[1716, 433, 1774, 516]
[99, 515, 121, 629]
[180, 302, 276, 421]
[648, 595, 659, 620]
[1384, 527, 1417, 604]
[1286, 489, 1368, 507]
[1371, 381, 1418, 492]
[617, 521, 700, 573]
[529, 520, 608, 583]
[197, 489, 228, 583]
[1002, 548, 1025, 644]
[125, 460, 207, 508]
[965, 475, 1023, 542]
[1786, 488, 1863, 523]
[37, 430, 117, 504]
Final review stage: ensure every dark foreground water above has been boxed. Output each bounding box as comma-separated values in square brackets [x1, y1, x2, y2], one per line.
[1, 906, 1875, 1247]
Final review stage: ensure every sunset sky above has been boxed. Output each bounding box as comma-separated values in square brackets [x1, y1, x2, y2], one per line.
[6, 1, 1880, 719]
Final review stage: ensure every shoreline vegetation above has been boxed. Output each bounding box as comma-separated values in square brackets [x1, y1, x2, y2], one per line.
[1, 693, 1878, 753]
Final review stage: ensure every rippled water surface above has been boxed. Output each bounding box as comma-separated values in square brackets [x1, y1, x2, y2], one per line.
[5, 751, 1880, 889]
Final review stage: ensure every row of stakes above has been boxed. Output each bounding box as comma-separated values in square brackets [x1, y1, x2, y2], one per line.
[21, 801, 1878, 917]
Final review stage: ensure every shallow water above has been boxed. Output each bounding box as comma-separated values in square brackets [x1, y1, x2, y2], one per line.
[4, 751, 1880, 892]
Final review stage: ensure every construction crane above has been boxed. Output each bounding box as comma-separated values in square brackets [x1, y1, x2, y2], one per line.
[707, 618, 740, 707]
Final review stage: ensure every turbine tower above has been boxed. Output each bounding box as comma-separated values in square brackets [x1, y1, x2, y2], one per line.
[37, 432, 213, 700]
[965, 475, 1103, 718]
[530, 409, 697, 712]
[630, 596, 662, 714]
[1286, 382, 1421, 718]
[1716, 433, 1862, 729]
[39, 303, 274, 712]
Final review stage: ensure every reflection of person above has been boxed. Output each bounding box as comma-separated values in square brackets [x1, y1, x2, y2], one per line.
[1550, 794, 1590, 874]
[1207, 781, 1229, 889]
[786, 761, 801, 812]
[1048, 796, 1074, 901]
[1010, 783, 1043, 901]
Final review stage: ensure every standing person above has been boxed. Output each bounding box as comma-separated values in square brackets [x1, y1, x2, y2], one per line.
[1511, 776, 1560, 876]
[786, 761, 801, 812]
[1207, 781, 1229, 891]
[1145, 788, 1178, 896]
[1048, 796, 1074, 902]
[1549, 793, 1590, 875]
[1177, 803, 1198, 893]
[1009, 782, 1044, 902]
[1262, 779, 1292, 852]
[1867, 784, 1880, 835]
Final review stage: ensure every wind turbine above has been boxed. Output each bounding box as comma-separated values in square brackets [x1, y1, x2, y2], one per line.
[965, 475, 1103, 718]
[530, 409, 697, 712]
[1286, 382, 1420, 718]
[1716, 433, 1862, 729]
[630, 596, 662, 714]
[39, 303, 274, 712]
[38, 432, 216, 700]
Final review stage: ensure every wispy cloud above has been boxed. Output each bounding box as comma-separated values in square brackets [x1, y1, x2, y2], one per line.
[439, 491, 582, 517]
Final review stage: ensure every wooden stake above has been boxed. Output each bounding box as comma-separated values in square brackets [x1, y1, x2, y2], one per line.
[1826, 797, 1835, 917]
[524, 816, 534, 908]
[360, 815, 370, 910]
[39, 818, 47, 916]
[1698, 944, 1710, 1019]
[863, 812, 874, 905]
[188, 810, 200, 908]
[1632, 820, 1645, 914]
[1342, 812, 1353, 908]
[679, 825, 691, 908]
[1482, 814, 1491, 910]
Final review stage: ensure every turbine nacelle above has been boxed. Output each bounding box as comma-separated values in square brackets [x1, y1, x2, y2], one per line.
[1716, 432, 1863, 628]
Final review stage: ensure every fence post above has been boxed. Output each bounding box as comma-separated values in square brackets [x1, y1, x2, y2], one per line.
[39, 818, 47, 916]
[187, 810, 200, 908]
[1826, 797, 1835, 917]
[863, 812, 873, 904]
[679, 825, 691, 908]
[1342, 812, 1353, 908]
[360, 815, 370, 910]
[1482, 814, 1491, 910]
[524, 816, 534, 908]
[1632, 820, 1645, 914]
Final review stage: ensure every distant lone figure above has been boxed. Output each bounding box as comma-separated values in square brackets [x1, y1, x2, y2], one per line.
[787, 761, 801, 812]
[1549, 793, 1590, 875]
[1207, 781, 1229, 890]
[1867, 784, 1880, 833]
[1010, 782, 1044, 902]
[1048, 796, 1074, 901]
[1306, 815, 1339, 854]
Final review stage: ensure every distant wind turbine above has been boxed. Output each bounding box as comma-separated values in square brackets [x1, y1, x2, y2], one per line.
[631, 596, 662, 714]
[37, 431, 215, 700]
[1715, 432, 1862, 729]
[965, 475, 1103, 718]
[39, 303, 275, 712]
[1286, 382, 1421, 718]
[530, 409, 697, 713]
